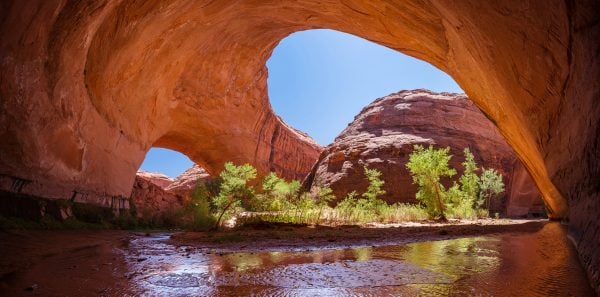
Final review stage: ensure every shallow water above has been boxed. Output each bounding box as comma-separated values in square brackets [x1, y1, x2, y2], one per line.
[124, 222, 593, 296]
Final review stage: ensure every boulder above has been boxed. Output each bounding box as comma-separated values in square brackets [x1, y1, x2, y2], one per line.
[305, 90, 541, 215]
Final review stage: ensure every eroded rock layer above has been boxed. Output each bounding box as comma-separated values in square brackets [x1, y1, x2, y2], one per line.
[165, 165, 212, 197]
[136, 171, 174, 189]
[131, 165, 212, 217]
[130, 175, 181, 220]
[305, 90, 541, 216]
[0, 0, 598, 291]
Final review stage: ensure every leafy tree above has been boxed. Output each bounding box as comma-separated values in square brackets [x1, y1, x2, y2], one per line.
[257, 172, 301, 211]
[406, 145, 456, 220]
[336, 191, 358, 221]
[362, 166, 386, 201]
[478, 168, 505, 210]
[459, 148, 480, 206]
[185, 182, 216, 230]
[262, 172, 284, 195]
[445, 182, 477, 219]
[284, 180, 301, 202]
[213, 162, 257, 228]
[446, 148, 481, 216]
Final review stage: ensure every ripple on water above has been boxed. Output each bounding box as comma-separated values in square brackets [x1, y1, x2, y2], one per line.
[145, 272, 208, 288]
[215, 259, 451, 288]
[124, 223, 594, 296]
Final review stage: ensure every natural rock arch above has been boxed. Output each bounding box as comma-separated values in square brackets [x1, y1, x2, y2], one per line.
[1, 1, 598, 288]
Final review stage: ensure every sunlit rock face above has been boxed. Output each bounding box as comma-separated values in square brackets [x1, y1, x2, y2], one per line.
[136, 171, 174, 189]
[304, 90, 542, 216]
[165, 165, 212, 197]
[0, 1, 598, 290]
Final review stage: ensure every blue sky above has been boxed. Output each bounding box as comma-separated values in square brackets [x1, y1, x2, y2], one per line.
[141, 29, 462, 177]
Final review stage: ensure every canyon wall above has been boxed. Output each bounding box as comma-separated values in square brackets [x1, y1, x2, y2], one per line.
[0, 0, 597, 291]
[304, 90, 541, 216]
[131, 165, 212, 218]
[130, 174, 181, 220]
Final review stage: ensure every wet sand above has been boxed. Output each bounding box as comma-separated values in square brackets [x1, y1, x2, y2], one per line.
[171, 219, 549, 252]
[0, 220, 594, 296]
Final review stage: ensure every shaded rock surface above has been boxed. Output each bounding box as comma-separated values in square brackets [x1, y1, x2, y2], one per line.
[305, 90, 541, 216]
[130, 176, 181, 219]
[130, 165, 212, 217]
[506, 161, 545, 217]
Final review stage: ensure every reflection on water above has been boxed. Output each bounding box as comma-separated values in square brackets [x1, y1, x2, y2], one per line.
[125, 223, 593, 296]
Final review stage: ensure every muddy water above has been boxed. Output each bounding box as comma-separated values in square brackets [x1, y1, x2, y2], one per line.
[124, 222, 592, 296]
[0, 222, 594, 296]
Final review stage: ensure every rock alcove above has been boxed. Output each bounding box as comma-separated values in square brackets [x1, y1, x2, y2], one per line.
[0, 0, 598, 290]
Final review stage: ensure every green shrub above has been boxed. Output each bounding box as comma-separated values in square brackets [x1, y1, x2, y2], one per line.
[458, 148, 480, 207]
[478, 168, 505, 210]
[213, 162, 257, 228]
[406, 145, 456, 220]
[362, 166, 386, 201]
[253, 172, 299, 212]
[406, 145, 504, 221]
[181, 183, 216, 230]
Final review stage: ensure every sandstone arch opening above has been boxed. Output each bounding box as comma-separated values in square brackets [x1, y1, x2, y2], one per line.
[135, 147, 212, 197]
[132, 147, 212, 220]
[139, 148, 194, 179]
[266, 29, 543, 217]
[3, 0, 566, 220]
[267, 29, 463, 145]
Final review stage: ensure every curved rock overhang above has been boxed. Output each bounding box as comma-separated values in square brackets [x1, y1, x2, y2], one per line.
[1, 0, 598, 228]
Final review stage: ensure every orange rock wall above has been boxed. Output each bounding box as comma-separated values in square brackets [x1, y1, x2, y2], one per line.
[130, 175, 181, 220]
[305, 90, 542, 216]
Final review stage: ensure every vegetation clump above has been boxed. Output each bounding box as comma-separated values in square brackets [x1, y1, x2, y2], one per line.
[406, 145, 505, 220]
[406, 145, 456, 220]
[173, 145, 506, 229]
[1, 145, 506, 231]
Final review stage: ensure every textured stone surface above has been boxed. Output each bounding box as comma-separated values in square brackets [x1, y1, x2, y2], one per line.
[305, 90, 541, 215]
[0, 0, 598, 291]
[165, 165, 212, 196]
[130, 176, 181, 219]
[131, 165, 212, 215]
[506, 161, 545, 217]
[136, 171, 174, 189]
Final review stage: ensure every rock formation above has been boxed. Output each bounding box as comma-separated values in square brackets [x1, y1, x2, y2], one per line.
[505, 161, 546, 217]
[165, 165, 212, 197]
[131, 165, 213, 217]
[136, 171, 174, 189]
[305, 90, 541, 216]
[0, 1, 598, 291]
[130, 175, 181, 219]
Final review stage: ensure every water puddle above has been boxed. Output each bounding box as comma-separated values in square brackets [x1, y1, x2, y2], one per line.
[124, 223, 593, 296]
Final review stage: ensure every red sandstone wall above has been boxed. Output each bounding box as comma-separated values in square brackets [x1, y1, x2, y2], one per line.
[305, 90, 542, 215]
